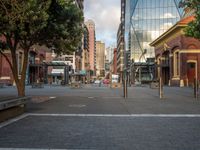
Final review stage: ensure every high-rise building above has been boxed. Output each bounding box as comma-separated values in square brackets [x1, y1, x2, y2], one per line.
[81, 25, 90, 82]
[116, 0, 126, 82]
[85, 20, 96, 76]
[96, 41, 105, 77]
[105, 46, 115, 64]
[112, 48, 118, 75]
[125, 0, 184, 63]
[74, 0, 84, 75]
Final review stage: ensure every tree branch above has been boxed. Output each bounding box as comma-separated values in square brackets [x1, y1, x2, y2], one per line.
[0, 50, 13, 71]
[0, 0, 8, 15]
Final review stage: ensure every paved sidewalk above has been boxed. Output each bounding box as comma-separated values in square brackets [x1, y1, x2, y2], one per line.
[21, 85, 200, 115]
[0, 114, 200, 150]
[0, 85, 200, 150]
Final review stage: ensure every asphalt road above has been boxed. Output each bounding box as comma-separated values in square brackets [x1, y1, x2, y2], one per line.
[0, 85, 200, 150]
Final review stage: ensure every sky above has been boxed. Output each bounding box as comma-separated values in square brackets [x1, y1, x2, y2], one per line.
[84, 0, 121, 48]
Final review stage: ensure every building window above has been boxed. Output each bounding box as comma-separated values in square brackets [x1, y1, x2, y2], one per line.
[173, 51, 179, 77]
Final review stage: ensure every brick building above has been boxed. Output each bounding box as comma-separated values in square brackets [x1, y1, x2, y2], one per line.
[85, 20, 96, 76]
[0, 51, 15, 85]
[150, 15, 200, 87]
[0, 45, 52, 85]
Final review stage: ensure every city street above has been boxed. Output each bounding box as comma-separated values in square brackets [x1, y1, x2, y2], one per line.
[0, 85, 200, 149]
[0, 0, 200, 149]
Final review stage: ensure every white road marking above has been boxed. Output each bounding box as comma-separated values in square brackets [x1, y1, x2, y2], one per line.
[1, 113, 200, 129]
[0, 113, 28, 128]
[68, 104, 86, 108]
[87, 97, 94, 99]
[27, 113, 200, 118]
[0, 148, 88, 150]
[49, 96, 56, 99]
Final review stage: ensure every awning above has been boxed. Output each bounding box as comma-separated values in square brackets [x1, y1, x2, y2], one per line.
[43, 62, 67, 66]
[48, 73, 63, 76]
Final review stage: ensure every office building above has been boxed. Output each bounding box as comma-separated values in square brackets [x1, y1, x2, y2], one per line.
[96, 41, 105, 77]
[125, 0, 184, 63]
[85, 19, 96, 76]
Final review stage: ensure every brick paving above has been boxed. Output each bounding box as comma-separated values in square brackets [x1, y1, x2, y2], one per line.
[0, 115, 200, 150]
[0, 85, 200, 149]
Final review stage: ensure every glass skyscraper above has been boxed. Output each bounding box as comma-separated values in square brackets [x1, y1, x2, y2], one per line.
[125, 0, 184, 62]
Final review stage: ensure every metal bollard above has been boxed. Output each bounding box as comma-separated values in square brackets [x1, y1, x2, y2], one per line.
[159, 77, 163, 99]
[194, 78, 198, 99]
[124, 77, 127, 99]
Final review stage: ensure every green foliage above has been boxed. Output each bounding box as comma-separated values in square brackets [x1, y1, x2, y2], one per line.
[0, 0, 51, 49]
[0, 0, 84, 96]
[40, 0, 84, 54]
[0, 0, 83, 54]
[183, 0, 200, 40]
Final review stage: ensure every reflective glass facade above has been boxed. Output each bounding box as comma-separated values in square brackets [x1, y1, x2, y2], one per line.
[125, 0, 183, 62]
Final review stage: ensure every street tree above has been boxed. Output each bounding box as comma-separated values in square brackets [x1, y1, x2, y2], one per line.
[0, 0, 83, 96]
[39, 0, 83, 54]
[181, 0, 200, 40]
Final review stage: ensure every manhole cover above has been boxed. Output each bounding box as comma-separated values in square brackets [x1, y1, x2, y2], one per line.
[68, 104, 86, 108]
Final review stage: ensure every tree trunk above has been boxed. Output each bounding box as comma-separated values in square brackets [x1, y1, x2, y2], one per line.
[19, 48, 29, 97]
[16, 82, 25, 97]
[3, 35, 30, 97]
[10, 47, 29, 97]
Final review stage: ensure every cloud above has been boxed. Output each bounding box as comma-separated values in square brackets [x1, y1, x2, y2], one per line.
[160, 13, 176, 19]
[84, 0, 121, 47]
[160, 23, 173, 30]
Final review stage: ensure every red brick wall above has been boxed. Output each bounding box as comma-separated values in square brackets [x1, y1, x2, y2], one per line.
[155, 33, 200, 86]
[0, 53, 13, 84]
